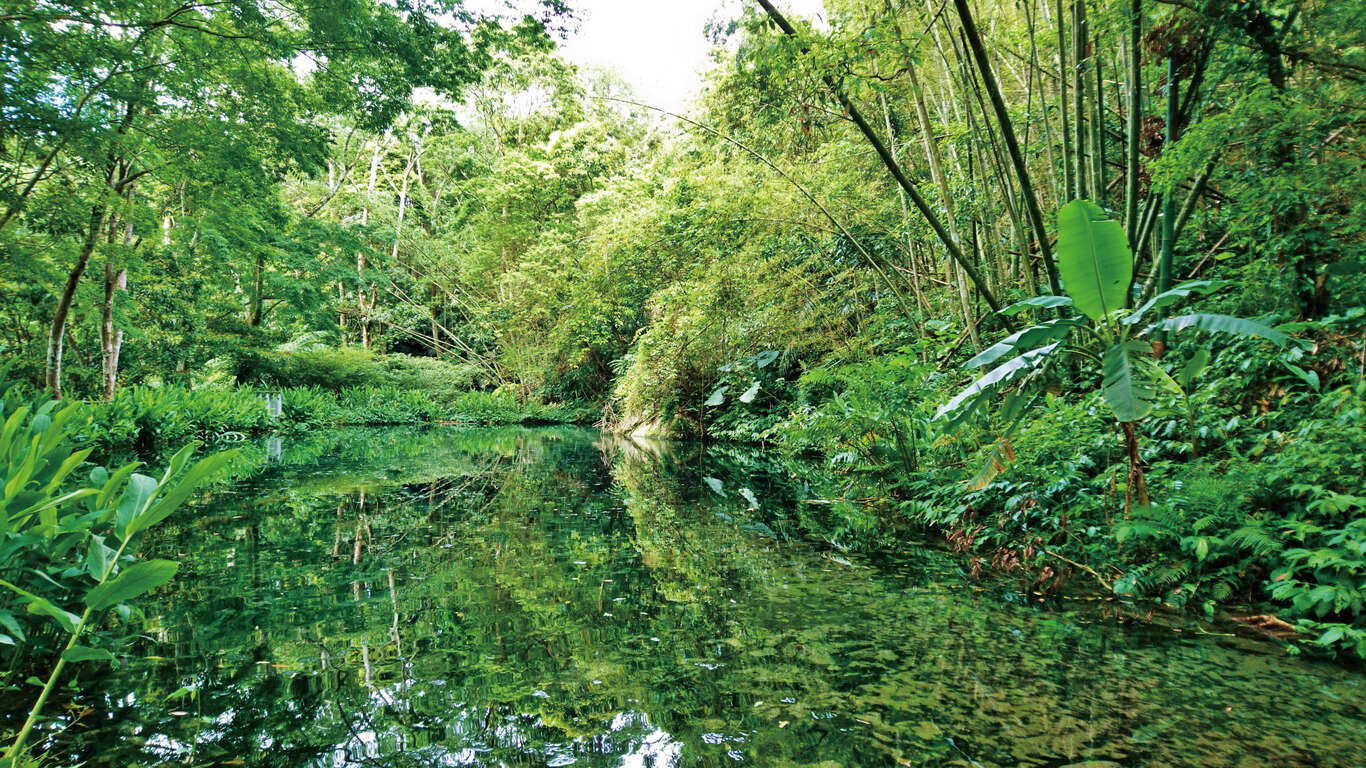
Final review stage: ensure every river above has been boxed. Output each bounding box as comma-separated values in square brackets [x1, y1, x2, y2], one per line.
[39, 426, 1366, 766]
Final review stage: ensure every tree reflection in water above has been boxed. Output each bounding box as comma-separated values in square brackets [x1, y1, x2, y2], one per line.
[16, 426, 1366, 767]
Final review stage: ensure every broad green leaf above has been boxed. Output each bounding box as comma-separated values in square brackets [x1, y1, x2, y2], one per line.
[115, 474, 158, 537]
[0, 578, 80, 633]
[1178, 348, 1211, 390]
[85, 559, 179, 611]
[4, 435, 41, 501]
[94, 461, 141, 515]
[704, 386, 728, 407]
[738, 381, 760, 404]
[0, 609, 25, 643]
[1125, 280, 1222, 326]
[1280, 360, 1320, 391]
[86, 536, 117, 581]
[165, 686, 196, 701]
[9, 488, 98, 529]
[41, 448, 92, 494]
[936, 342, 1062, 426]
[1317, 627, 1345, 646]
[62, 644, 115, 664]
[158, 441, 202, 486]
[1056, 200, 1131, 323]
[1101, 343, 1157, 422]
[752, 350, 780, 368]
[1000, 295, 1073, 315]
[129, 451, 235, 538]
[966, 319, 1080, 369]
[28, 598, 81, 634]
[1148, 313, 1290, 347]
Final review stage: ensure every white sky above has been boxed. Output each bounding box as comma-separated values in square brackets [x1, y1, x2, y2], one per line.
[555, 0, 827, 112]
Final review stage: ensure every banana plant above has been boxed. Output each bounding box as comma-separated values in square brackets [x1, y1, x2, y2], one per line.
[936, 200, 1291, 513]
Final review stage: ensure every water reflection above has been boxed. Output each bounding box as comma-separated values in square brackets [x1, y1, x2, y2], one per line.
[25, 427, 1366, 766]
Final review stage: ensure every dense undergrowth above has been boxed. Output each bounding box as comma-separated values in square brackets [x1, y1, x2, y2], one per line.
[719, 306, 1366, 661]
[2, 347, 593, 461]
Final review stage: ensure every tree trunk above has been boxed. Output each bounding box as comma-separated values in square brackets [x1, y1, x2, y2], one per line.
[1158, 58, 1179, 297]
[1071, 0, 1090, 200]
[1056, 0, 1075, 201]
[100, 263, 126, 400]
[1120, 420, 1150, 516]
[248, 252, 265, 327]
[45, 204, 107, 397]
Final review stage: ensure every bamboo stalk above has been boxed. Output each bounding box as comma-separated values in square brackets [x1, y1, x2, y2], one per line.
[952, 0, 1064, 298]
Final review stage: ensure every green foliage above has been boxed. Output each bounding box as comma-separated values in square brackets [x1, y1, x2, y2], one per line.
[0, 388, 231, 765]
[939, 202, 1291, 487]
[230, 348, 482, 394]
[1056, 200, 1131, 323]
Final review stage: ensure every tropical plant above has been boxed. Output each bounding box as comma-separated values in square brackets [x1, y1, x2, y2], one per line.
[937, 200, 1292, 512]
[0, 390, 234, 766]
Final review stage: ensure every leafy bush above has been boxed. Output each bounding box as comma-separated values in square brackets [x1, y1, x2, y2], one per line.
[84, 386, 268, 454]
[227, 347, 482, 394]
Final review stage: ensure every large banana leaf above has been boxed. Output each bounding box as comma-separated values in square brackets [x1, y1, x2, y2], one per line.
[1124, 280, 1222, 326]
[965, 318, 1081, 369]
[936, 342, 1062, 430]
[1056, 200, 1131, 323]
[1000, 295, 1074, 315]
[1146, 313, 1290, 347]
[1101, 342, 1158, 422]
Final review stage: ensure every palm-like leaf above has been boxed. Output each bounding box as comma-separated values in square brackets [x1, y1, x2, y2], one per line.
[1125, 280, 1222, 326]
[937, 342, 1062, 430]
[1000, 295, 1074, 315]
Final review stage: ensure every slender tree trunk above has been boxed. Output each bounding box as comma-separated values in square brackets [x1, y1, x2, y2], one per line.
[1124, 0, 1143, 250]
[903, 48, 968, 341]
[1158, 58, 1179, 297]
[100, 262, 126, 400]
[1091, 38, 1107, 202]
[248, 252, 265, 327]
[1056, 0, 1075, 201]
[1072, 0, 1090, 200]
[1120, 420, 1150, 516]
[875, 83, 930, 335]
[46, 204, 107, 397]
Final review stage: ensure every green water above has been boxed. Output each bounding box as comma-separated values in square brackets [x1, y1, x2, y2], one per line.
[37, 427, 1366, 766]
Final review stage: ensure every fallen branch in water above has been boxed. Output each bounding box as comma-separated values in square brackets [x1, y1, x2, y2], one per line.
[1043, 549, 1114, 592]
